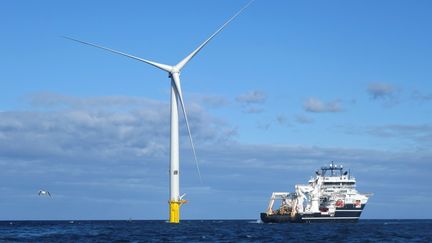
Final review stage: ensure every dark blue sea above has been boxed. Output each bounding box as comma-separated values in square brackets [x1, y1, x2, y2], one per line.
[0, 220, 430, 242]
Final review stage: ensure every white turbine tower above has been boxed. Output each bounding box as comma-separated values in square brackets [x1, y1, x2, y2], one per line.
[65, 1, 253, 223]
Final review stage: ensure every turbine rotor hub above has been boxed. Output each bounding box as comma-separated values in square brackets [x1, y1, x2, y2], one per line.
[170, 67, 180, 74]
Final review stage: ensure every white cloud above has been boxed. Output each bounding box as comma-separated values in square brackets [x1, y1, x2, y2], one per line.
[276, 114, 289, 125]
[295, 114, 313, 124]
[411, 90, 432, 101]
[303, 97, 343, 113]
[192, 94, 230, 109]
[367, 82, 396, 99]
[26, 92, 161, 110]
[235, 90, 267, 104]
[367, 124, 432, 145]
[0, 94, 235, 166]
[236, 90, 267, 114]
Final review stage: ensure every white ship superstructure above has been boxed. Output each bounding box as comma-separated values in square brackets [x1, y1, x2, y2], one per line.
[261, 162, 372, 223]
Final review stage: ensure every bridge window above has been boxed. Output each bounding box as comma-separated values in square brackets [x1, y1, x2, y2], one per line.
[323, 182, 355, 185]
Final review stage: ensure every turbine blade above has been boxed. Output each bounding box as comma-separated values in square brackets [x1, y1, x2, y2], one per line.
[63, 36, 173, 72]
[171, 74, 203, 183]
[175, 0, 254, 71]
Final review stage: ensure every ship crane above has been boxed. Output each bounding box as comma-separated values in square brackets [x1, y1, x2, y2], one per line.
[266, 192, 289, 214]
[295, 184, 322, 213]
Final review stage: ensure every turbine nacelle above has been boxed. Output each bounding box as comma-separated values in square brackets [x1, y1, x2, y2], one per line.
[168, 68, 181, 80]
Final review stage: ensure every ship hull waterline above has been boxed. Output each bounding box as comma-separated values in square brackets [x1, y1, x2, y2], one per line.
[261, 204, 365, 223]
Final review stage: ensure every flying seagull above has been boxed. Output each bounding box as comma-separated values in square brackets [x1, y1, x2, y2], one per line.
[38, 190, 52, 197]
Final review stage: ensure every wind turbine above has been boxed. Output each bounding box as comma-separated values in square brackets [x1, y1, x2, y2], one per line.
[65, 1, 253, 223]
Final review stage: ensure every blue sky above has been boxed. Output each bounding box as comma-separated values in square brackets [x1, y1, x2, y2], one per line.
[1, 0, 431, 220]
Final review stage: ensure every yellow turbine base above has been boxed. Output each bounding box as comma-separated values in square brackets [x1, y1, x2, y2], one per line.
[169, 201, 180, 223]
[169, 200, 187, 224]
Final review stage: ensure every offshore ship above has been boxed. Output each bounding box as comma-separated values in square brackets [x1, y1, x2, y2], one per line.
[261, 162, 372, 223]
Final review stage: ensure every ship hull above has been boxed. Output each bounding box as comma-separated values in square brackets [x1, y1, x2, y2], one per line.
[261, 204, 365, 223]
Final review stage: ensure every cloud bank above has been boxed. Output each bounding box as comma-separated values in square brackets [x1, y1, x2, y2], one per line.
[0, 92, 431, 219]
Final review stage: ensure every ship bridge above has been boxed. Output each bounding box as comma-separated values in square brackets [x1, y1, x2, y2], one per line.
[319, 162, 347, 177]
[310, 162, 357, 188]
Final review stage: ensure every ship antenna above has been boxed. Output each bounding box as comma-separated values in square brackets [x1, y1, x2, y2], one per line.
[331, 161, 334, 176]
